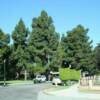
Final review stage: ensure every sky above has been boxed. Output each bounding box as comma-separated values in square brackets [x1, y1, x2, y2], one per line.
[0, 0, 100, 47]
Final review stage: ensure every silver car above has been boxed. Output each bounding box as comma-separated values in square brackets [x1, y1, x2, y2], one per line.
[52, 76, 62, 85]
[34, 75, 46, 83]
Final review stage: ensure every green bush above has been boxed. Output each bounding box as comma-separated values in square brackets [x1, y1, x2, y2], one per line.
[59, 68, 81, 81]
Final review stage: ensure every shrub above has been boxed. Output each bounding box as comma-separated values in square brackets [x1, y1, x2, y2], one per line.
[59, 68, 81, 81]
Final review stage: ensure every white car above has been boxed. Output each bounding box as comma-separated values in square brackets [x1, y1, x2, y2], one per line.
[52, 76, 62, 85]
[34, 75, 46, 83]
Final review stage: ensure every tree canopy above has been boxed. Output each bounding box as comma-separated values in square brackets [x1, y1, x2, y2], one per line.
[0, 10, 99, 80]
[95, 43, 100, 71]
[61, 25, 96, 74]
[0, 29, 10, 79]
[11, 19, 30, 80]
[29, 11, 59, 69]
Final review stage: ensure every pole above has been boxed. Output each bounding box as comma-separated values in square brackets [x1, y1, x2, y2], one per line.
[4, 59, 6, 86]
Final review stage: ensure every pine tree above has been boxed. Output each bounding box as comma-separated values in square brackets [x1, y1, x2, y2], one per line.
[61, 25, 95, 74]
[11, 19, 30, 80]
[0, 29, 10, 80]
[95, 43, 100, 71]
[29, 10, 59, 71]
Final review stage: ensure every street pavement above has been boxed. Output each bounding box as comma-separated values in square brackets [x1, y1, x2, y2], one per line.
[1, 83, 100, 100]
[0, 83, 51, 100]
[38, 84, 100, 100]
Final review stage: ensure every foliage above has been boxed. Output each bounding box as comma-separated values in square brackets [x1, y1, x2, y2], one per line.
[0, 29, 10, 80]
[29, 10, 59, 70]
[50, 42, 64, 71]
[59, 68, 81, 81]
[0, 11, 99, 80]
[61, 25, 96, 74]
[12, 19, 29, 46]
[33, 66, 46, 75]
[95, 43, 100, 71]
[11, 19, 30, 80]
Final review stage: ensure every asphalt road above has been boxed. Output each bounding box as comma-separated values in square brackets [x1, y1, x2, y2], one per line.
[0, 83, 51, 100]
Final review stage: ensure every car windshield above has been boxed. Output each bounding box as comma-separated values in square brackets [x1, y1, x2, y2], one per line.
[41, 76, 45, 78]
[54, 76, 59, 78]
[37, 76, 41, 78]
[36, 75, 45, 78]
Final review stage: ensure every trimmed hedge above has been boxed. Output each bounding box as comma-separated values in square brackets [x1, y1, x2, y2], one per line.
[59, 68, 81, 81]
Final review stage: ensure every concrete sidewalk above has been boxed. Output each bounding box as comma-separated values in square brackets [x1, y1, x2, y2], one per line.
[49, 84, 100, 99]
[38, 84, 100, 100]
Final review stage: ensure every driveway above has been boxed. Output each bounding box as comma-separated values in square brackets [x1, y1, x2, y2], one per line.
[0, 83, 51, 100]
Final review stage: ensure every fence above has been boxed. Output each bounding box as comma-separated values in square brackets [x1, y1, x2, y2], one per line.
[80, 76, 100, 88]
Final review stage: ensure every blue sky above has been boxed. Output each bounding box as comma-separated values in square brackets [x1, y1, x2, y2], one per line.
[0, 0, 100, 47]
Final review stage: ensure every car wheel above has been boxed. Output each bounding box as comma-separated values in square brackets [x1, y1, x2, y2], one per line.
[52, 83, 55, 85]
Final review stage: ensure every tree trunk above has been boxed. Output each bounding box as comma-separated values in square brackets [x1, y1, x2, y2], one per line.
[24, 69, 27, 80]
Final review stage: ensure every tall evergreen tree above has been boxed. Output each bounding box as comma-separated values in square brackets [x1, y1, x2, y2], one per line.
[11, 19, 30, 80]
[95, 43, 100, 71]
[0, 29, 10, 80]
[29, 10, 59, 71]
[61, 25, 95, 74]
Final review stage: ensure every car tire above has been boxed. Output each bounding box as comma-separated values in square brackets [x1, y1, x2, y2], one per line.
[52, 83, 55, 85]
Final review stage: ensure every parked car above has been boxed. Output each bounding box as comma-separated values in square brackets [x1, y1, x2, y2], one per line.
[34, 75, 46, 83]
[52, 76, 62, 85]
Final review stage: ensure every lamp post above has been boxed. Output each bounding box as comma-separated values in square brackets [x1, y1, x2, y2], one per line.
[4, 59, 6, 86]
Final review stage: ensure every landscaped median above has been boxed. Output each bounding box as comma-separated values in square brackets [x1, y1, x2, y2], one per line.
[38, 85, 70, 100]
[43, 85, 69, 94]
[38, 84, 100, 100]
[79, 86, 100, 94]
[0, 80, 33, 86]
[79, 84, 100, 94]
[43, 84, 76, 95]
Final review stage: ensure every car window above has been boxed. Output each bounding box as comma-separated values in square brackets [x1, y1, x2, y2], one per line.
[54, 76, 59, 78]
[37, 76, 41, 78]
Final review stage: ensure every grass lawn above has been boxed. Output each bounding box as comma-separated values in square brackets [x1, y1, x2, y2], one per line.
[0, 80, 33, 86]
